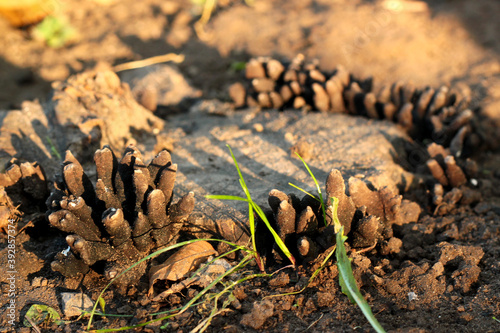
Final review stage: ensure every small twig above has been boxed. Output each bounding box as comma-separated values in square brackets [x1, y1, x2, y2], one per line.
[17, 220, 34, 235]
[191, 308, 231, 333]
[113, 53, 185, 72]
[351, 241, 378, 255]
[433, 202, 447, 216]
[306, 313, 324, 330]
[198, 0, 217, 26]
[270, 264, 294, 275]
[25, 315, 42, 333]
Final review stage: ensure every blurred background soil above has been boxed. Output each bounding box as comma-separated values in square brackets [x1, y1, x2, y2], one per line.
[0, 0, 499, 124]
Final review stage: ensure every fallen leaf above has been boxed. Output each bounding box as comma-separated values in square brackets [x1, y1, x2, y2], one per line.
[152, 258, 233, 301]
[23, 304, 64, 327]
[148, 240, 217, 297]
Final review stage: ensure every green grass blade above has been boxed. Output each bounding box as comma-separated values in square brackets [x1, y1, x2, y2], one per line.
[308, 245, 336, 286]
[335, 227, 386, 333]
[293, 153, 327, 224]
[87, 238, 247, 331]
[46, 136, 61, 160]
[80, 311, 132, 318]
[248, 202, 256, 247]
[248, 203, 265, 271]
[97, 297, 106, 314]
[288, 183, 320, 202]
[91, 254, 256, 332]
[90, 245, 255, 332]
[205, 193, 263, 270]
[227, 145, 248, 191]
[87, 239, 199, 330]
[294, 152, 322, 197]
[239, 178, 251, 199]
[205, 194, 248, 202]
[329, 197, 341, 232]
[191, 292, 230, 333]
[250, 201, 296, 266]
[207, 144, 296, 267]
[148, 245, 247, 317]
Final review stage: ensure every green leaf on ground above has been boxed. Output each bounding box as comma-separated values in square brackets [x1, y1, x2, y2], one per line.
[33, 15, 78, 48]
[335, 227, 386, 333]
[97, 297, 106, 314]
[230, 61, 246, 72]
[23, 304, 65, 327]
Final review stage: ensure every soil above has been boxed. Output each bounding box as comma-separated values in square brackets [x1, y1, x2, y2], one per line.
[1, 0, 500, 332]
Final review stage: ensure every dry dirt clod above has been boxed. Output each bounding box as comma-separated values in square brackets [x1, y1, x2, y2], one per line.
[60, 292, 94, 318]
[0, 158, 48, 215]
[0, 158, 50, 234]
[437, 242, 484, 293]
[348, 177, 384, 218]
[351, 215, 384, 248]
[46, 145, 194, 288]
[240, 299, 274, 330]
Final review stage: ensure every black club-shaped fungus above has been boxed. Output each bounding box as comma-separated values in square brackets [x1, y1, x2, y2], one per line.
[265, 169, 421, 264]
[425, 143, 481, 215]
[46, 145, 194, 287]
[229, 55, 479, 158]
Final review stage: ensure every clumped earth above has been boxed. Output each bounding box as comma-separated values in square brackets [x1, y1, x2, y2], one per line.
[0, 0, 500, 332]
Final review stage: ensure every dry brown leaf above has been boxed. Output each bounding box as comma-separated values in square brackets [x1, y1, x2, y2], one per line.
[148, 240, 217, 297]
[152, 258, 232, 301]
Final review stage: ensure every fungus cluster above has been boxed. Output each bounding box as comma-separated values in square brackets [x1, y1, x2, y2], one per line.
[425, 143, 481, 215]
[230, 55, 478, 153]
[265, 169, 421, 264]
[46, 146, 194, 286]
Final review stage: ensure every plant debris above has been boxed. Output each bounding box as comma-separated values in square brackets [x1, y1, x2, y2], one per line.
[46, 145, 195, 288]
[148, 240, 220, 300]
[23, 304, 64, 328]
